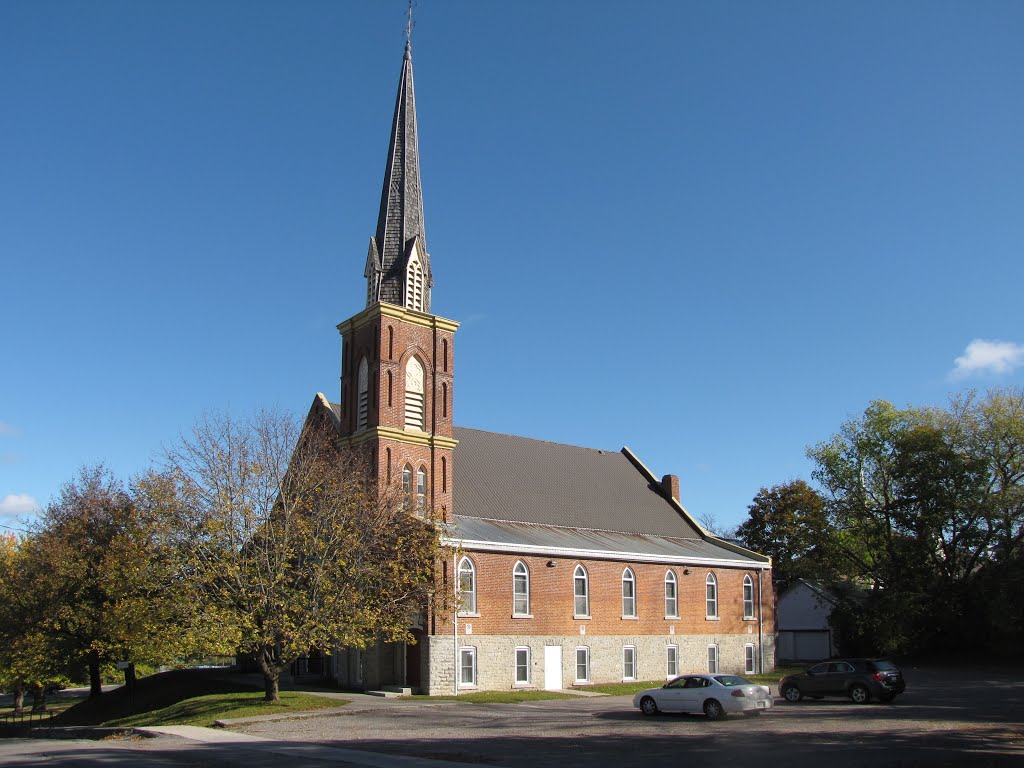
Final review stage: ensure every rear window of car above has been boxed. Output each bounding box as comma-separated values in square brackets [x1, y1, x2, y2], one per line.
[871, 660, 899, 671]
[713, 675, 750, 687]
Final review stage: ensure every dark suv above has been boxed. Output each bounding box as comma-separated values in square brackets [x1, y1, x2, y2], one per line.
[779, 658, 905, 704]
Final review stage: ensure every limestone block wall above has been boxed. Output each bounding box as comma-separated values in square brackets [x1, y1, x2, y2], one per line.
[423, 632, 776, 694]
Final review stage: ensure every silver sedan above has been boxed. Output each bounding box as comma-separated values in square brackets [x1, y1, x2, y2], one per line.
[633, 674, 774, 720]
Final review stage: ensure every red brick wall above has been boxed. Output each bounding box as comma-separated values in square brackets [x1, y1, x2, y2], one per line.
[339, 306, 456, 521]
[434, 551, 774, 637]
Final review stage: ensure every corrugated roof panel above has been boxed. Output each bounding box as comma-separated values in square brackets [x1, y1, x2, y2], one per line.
[448, 516, 762, 566]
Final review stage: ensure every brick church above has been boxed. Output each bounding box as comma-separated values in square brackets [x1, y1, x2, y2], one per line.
[304, 41, 775, 695]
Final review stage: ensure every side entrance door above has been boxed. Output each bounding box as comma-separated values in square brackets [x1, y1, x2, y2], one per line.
[544, 646, 563, 691]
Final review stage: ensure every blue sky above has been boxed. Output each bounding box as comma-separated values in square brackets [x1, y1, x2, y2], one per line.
[2, 1, 1022, 533]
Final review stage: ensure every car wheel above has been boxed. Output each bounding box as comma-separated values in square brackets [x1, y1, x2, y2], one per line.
[782, 684, 803, 703]
[849, 684, 871, 704]
[703, 699, 725, 721]
[639, 696, 659, 716]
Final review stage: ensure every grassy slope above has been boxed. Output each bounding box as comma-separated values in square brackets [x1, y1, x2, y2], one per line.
[54, 668, 342, 727]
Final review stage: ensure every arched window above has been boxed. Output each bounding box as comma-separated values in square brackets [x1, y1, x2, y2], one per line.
[356, 357, 369, 431]
[442, 337, 449, 372]
[513, 561, 530, 616]
[743, 575, 755, 619]
[458, 557, 477, 614]
[404, 357, 425, 431]
[402, 464, 413, 510]
[405, 246, 424, 311]
[385, 448, 392, 482]
[706, 573, 718, 618]
[386, 370, 393, 407]
[442, 381, 448, 418]
[573, 565, 589, 617]
[416, 467, 427, 515]
[441, 456, 447, 492]
[622, 567, 637, 617]
[665, 570, 678, 618]
[387, 326, 394, 360]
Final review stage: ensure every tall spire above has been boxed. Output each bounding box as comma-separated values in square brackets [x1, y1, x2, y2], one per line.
[365, 39, 432, 312]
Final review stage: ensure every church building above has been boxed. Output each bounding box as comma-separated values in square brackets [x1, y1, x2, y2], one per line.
[305, 41, 774, 695]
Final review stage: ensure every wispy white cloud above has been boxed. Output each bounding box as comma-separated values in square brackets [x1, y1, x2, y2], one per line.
[0, 493, 40, 518]
[952, 339, 1024, 379]
[0, 422, 18, 436]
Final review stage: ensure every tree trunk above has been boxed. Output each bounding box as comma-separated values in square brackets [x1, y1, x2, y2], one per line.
[12, 683, 26, 714]
[88, 651, 103, 698]
[256, 646, 282, 702]
[30, 684, 47, 713]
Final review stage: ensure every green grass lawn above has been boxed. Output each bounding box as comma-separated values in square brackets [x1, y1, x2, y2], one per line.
[52, 668, 345, 728]
[411, 690, 577, 703]
[106, 690, 344, 727]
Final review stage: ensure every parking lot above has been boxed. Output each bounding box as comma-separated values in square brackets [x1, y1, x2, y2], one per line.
[232, 666, 1024, 767]
[2, 666, 1022, 767]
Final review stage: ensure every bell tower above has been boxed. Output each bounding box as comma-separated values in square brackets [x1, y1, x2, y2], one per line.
[337, 41, 457, 523]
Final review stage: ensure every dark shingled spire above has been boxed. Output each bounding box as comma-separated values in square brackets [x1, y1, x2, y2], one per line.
[365, 42, 432, 311]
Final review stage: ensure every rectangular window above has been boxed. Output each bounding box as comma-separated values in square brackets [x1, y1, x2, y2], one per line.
[743, 576, 755, 619]
[707, 644, 719, 674]
[575, 647, 590, 683]
[460, 647, 477, 687]
[515, 647, 530, 685]
[744, 644, 757, 675]
[665, 578, 678, 617]
[622, 574, 636, 617]
[623, 646, 637, 681]
[574, 570, 589, 617]
[667, 645, 678, 678]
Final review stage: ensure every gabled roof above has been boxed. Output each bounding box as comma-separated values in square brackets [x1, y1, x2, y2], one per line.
[452, 426, 700, 538]
[450, 427, 768, 567]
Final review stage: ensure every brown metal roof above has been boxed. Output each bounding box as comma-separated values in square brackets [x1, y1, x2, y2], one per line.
[452, 426, 702, 540]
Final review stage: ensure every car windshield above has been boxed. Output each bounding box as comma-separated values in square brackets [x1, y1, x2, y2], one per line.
[713, 675, 750, 687]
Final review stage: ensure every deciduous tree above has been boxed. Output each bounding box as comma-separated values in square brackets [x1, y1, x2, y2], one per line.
[148, 408, 448, 701]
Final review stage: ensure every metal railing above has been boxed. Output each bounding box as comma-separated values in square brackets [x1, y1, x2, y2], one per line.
[0, 709, 57, 737]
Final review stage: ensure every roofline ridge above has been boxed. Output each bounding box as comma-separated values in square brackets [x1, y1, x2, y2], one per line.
[452, 424, 618, 454]
[451, 514, 698, 541]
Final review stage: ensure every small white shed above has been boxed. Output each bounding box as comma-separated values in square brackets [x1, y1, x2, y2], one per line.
[776, 579, 839, 663]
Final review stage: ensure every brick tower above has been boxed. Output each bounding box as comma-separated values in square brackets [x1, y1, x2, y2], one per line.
[336, 42, 458, 524]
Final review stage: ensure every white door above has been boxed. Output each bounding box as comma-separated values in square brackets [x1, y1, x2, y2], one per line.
[543, 645, 563, 690]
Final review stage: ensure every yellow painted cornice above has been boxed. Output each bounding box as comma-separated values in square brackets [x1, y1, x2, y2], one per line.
[336, 303, 460, 336]
[337, 425, 459, 451]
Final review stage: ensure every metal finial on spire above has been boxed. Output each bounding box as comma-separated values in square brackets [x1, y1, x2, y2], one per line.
[405, 0, 414, 48]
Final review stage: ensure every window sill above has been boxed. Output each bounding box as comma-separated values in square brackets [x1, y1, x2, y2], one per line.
[512, 683, 534, 689]
[458, 612, 480, 619]
[574, 614, 591, 620]
[458, 684, 478, 690]
[512, 614, 534, 619]
[705, 616, 719, 621]
[665, 615, 679, 620]
[621, 615, 638, 620]
[574, 680, 590, 685]
[743, 617, 758, 622]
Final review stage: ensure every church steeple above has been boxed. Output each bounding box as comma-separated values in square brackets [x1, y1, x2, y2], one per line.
[365, 42, 432, 313]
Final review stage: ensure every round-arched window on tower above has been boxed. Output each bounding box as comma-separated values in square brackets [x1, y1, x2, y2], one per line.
[404, 357, 425, 431]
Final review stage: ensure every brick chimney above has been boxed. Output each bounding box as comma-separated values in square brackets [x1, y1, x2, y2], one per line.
[661, 474, 680, 502]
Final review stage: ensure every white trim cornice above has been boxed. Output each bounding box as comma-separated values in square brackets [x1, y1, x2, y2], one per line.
[441, 536, 771, 570]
